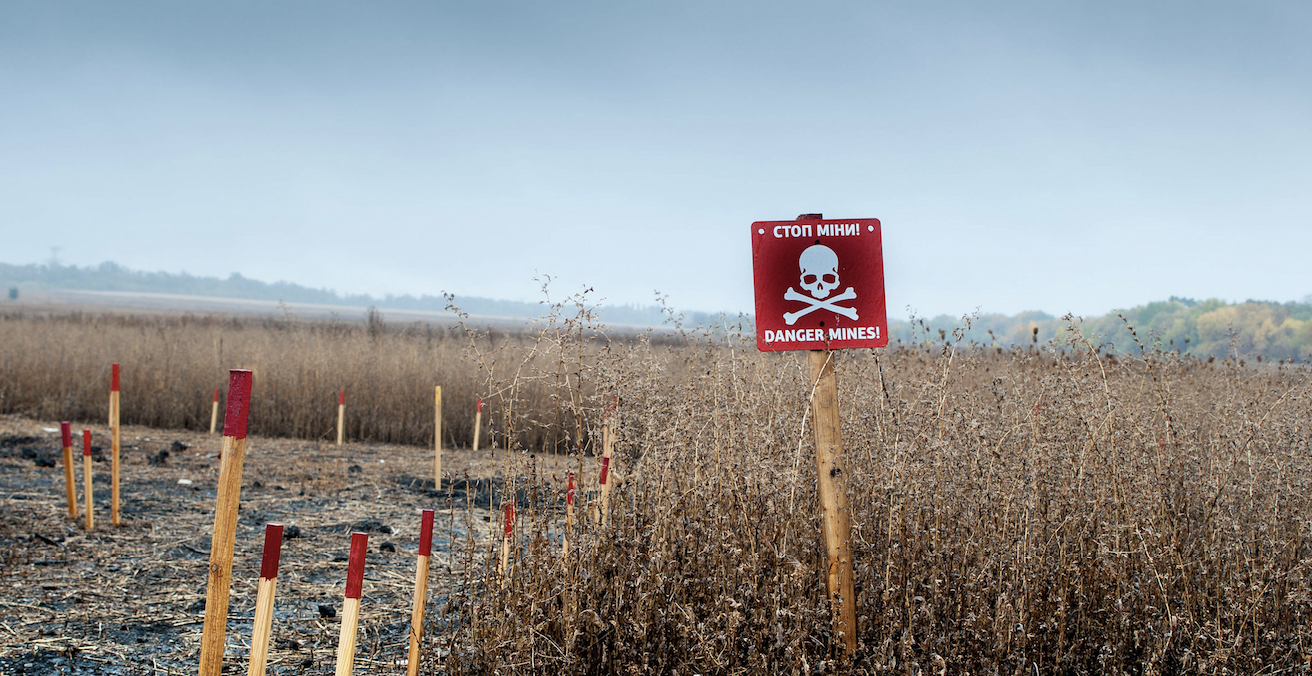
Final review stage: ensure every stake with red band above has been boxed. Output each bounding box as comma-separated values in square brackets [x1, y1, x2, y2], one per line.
[406, 509, 435, 676]
[247, 523, 283, 676]
[109, 362, 121, 525]
[199, 369, 254, 676]
[335, 532, 369, 676]
[82, 429, 93, 531]
[499, 502, 513, 584]
[60, 421, 77, 519]
[210, 388, 220, 435]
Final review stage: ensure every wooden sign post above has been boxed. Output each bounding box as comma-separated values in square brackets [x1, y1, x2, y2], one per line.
[210, 388, 220, 435]
[336, 389, 346, 446]
[808, 349, 857, 652]
[406, 509, 435, 676]
[198, 369, 255, 676]
[82, 429, 93, 531]
[247, 523, 284, 676]
[472, 397, 483, 452]
[751, 214, 889, 655]
[335, 532, 369, 676]
[109, 362, 121, 526]
[60, 421, 77, 519]
[434, 386, 443, 488]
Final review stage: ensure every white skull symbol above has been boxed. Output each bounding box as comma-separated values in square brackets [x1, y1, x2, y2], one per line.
[798, 244, 839, 299]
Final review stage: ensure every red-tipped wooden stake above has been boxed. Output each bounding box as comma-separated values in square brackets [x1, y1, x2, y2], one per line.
[247, 523, 284, 676]
[472, 397, 483, 452]
[599, 397, 617, 527]
[499, 502, 513, 585]
[60, 422, 77, 519]
[407, 509, 435, 676]
[563, 472, 575, 557]
[336, 389, 346, 446]
[209, 388, 221, 435]
[433, 387, 443, 488]
[335, 532, 369, 676]
[597, 456, 612, 527]
[82, 429, 93, 531]
[109, 362, 121, 525]
[199, 369, 255, 676]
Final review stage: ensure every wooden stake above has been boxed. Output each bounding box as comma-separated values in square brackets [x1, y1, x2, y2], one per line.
[597, 456, 611, 528]
[82, 429, 93, 531]
[247, 523, 284, 676]
[210, 388, 220, 435]
[562, 471, 575, 557]
[472, 397, 483, 452]
[598, 398, 617, 527]
[110, 362, 121, 526]
[335, 532, 369, 676]
[199, 369, 255, 676]
[808, 349, 857, 654]
[60, 422, 77, 519]
[499, 502, 513, 584]
[433, 387, 442, 489]
[406, 509, 435, 676]
[336, 389, 345, 446]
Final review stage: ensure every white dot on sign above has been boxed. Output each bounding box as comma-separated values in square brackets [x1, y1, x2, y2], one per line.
[758, 229, 765, 235]
[868, 225, 874, 231]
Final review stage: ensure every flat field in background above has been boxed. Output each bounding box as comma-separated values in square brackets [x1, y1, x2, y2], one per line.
[1, 306, 1311, 674]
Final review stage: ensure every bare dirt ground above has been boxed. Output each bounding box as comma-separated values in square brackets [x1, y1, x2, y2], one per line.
[0, 414, 578, 675]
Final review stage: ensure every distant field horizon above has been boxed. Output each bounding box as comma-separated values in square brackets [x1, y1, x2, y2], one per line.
[4, 259, 1312, 361]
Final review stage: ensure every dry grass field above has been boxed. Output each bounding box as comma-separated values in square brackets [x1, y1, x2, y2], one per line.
[2, 301, 1311, 674]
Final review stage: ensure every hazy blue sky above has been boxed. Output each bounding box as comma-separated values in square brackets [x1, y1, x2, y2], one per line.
[2, 1, 1309, 317]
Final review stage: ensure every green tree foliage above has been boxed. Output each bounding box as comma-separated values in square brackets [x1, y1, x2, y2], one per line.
[893, 296, 1312, 363]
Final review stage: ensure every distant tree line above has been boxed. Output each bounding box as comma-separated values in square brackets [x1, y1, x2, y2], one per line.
[896, 296, 1312, 363]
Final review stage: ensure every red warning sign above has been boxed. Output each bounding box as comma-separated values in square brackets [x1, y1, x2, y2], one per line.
[751, 217, 888, 352]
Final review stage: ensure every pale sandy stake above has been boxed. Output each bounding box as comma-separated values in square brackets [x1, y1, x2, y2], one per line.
[562, 472, 575, 558]
[596, 457, 611, 528]
[808, 349, 857, 654]
[499, 502, 513, 585]
[210, 388, 220, 434]
[199, 369, 255, 676]
[60, 422, 77, 519]
[336, 389, 345, 446]
[433, 386, 442, 488]
[110, 362, 121, 526]
[407, 509, 435, 676]
[598, 398, 617, 527]
[472, 397, 482, 452]
[335, 532, 369, 676]
[247, 523, 284, 676]
[82, 429, 93, 531]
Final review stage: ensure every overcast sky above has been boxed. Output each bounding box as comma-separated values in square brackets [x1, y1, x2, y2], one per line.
[2, 1, 1309, 317]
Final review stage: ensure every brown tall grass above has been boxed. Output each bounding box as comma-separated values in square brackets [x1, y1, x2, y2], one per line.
[3, 299, 1310, 673]
[440, 310, 1312, 674]
[0, 309, 532, 448]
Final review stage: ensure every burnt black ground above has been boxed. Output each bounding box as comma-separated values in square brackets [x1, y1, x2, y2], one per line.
[0, 415, 579, 675]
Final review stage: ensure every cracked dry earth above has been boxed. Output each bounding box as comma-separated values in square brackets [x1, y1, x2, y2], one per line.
[0, 414, 564, 675]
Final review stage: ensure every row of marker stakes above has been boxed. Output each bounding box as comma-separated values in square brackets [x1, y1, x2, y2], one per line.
[244, 511, 438, 676]
[55, 366, 615, 674]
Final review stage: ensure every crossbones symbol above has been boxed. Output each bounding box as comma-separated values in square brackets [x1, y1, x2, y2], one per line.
[783, 244, 859, 325]
[784, 286, 858, 324]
